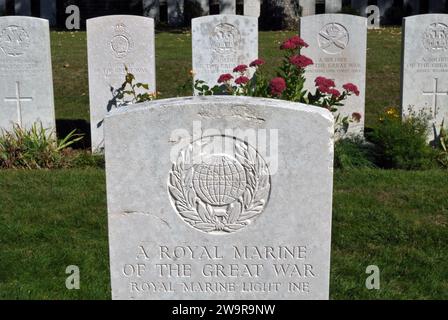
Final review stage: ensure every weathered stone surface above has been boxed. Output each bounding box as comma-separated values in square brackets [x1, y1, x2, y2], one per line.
[325, 0, 342, 14]
[192, 15, 258, 92]
[401, 14, 448, 141]
[105, 96, 334, 300]
[244, 0, 260, 17]
[0, 17, 55, 132]
[300, 0, 316, 16]
[87, 15, 156, 152]
[301, 14, 367, 135]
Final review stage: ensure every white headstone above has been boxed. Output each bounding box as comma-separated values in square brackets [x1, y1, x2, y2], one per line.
[401, 14, 448, 140]
[105, 96, 334, 300]
[143, 0, 160, 21]
[220, 0, 236, 14]
[300, 0, 316, 16]
[325, 0, 342, 14]
[301, 14, 367, 135]
[192, 15, 258, 92]
[0, 17, 55, 132]
[87, 15, 156, 152]
[168, 0, 184, 26]
[244, 0, 260, 17]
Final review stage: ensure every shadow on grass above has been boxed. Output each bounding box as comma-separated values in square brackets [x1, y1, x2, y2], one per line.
[56, 119, 91, 150]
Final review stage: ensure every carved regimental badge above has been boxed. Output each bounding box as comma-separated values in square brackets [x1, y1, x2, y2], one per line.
[0, 25, 30, 57]
[110, 23, 134, 58]
[168, 136, 271, 234]
[423, 23, 448, 52]
[210, 23, 241, 55]
[318, 23, 349, 54]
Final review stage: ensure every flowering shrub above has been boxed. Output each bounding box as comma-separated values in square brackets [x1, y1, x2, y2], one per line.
[194, 35, 361, 134]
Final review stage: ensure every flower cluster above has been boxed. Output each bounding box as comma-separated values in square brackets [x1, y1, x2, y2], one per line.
[280, 35, 309, 50]
[194, 34, 361, 134]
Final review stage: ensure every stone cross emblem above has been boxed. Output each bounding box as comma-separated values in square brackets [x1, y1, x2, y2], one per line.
[168, 135, 270, 234]
[4, 81, 33, 126]
[318, 23, 349, 54]
[422, 78, 448, 118]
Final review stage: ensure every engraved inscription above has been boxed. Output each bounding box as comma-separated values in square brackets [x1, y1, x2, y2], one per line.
[423, 23, 448, 52]
[210, 23, 241, 55]
[0, 25, 30, 57]
[168, 136, 271, 234]
[122, 244, 316, 295]
[110, 23, 134, 59]
[318, 23, 349, 55]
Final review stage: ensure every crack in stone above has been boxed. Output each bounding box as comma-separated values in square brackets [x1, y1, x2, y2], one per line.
[121, 211, 171, 229]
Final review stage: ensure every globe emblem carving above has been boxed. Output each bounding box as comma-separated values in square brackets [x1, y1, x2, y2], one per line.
[0, 25, 30, 57]
[192, 155, 247, 206]
[318, 23, 349, 54]
[210, 23, 241, 55]
[423, 23, 448, 52]
[168, 136, 271, 234]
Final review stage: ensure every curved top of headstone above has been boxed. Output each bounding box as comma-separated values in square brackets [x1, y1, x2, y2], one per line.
[105, 96, 334, 123]
[0, 16, 50, 23]
[87, 14, 154, 24]
[192, 14, 258, 24]
[404, 13, 448, 22]
[301, 13, 367, 24]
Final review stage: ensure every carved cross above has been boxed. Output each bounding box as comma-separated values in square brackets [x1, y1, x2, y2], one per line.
[4, 81, 33, 127]
[422, 78, 448, 118]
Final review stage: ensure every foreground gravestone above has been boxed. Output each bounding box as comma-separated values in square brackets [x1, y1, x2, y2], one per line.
[301, 14, 367, 135]
[0, 16, 55, 132]
[401, 14, 448, 141]
[192, 15, 258, 92]
[105, 96, 334, 300]
[87, 15, 156, 152]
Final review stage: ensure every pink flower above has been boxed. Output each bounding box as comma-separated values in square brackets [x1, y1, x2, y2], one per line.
[290, 55, 314, 68]
[280, 39, 296, 50]
[343, 83, 360, 96]
[329, 88, 341, 98]
[217, 73, 233, 83]
[280, 35, 309, 50]
[233, 64, 248, 73]
[318, 85, 331, 94]
[289, 35, 309, 48]
[270, 77, 286, 96]
[249, 58, 265, 67]
[315, 76, 336, 88]
[235, 76, 250, 85]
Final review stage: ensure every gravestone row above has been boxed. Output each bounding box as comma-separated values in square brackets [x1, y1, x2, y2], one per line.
[1, 13, 446, 149]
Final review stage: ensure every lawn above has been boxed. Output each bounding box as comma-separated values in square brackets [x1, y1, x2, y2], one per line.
[0, 29, 447, 300]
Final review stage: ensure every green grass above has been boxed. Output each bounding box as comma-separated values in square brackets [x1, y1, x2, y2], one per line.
[0, 169, 446, 299]
[0, 30, 446, 300]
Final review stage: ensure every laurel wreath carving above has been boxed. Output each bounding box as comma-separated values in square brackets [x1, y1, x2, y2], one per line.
[168, 139, 270, 234]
